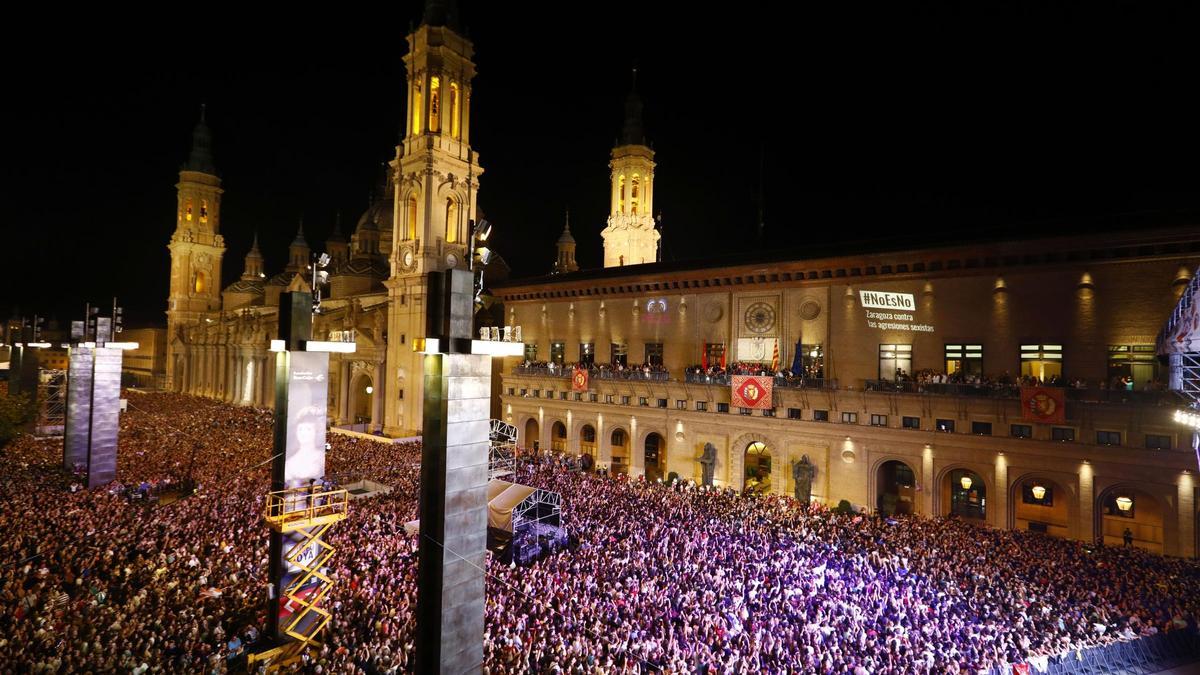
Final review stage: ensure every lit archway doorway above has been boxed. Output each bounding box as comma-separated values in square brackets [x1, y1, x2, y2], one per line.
[943, 468, 986, 521]
[580, 425, 597, 458]
[610, 429, 629, 474]
[352, 374, 373, 424]
[1012, 477, 1070, 538]
[877, 460, 916, 516]
[524, 418, 540, 453]
[1097, 486, 1165, 554]
[744, 441, 772, 494]
[551, 421, 567, 453]
[644, 433, 667, 482]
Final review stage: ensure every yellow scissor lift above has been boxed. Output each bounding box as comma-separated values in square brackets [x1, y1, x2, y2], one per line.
[248, 484, 348, 671]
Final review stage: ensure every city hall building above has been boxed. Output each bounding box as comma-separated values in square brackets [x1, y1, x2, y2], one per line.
[497, 226, 1200, 558]
[154, 7, 1200, 558]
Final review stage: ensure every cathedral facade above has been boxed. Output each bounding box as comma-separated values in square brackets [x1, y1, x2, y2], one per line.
[165, 7, 478, 436]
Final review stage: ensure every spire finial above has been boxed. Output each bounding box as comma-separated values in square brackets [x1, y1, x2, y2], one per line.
[557, 209, 576, 246]
[422, 0, 460, 30]
[292, 216, 308, 246]
[620, 66, 646, 146]
[183, 104, 217, 174]
[250, 230, 260, 251]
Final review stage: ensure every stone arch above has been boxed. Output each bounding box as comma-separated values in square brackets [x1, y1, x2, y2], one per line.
[350, 371, 374, 424]
[403, 189, 420, 240]
[573, 419, 598, 458]
[870, 455, 921, 516]
[633, 425, 668, 479]
[520, 415, 540, 452]
[934, 464, 993, 522]
[642, 432, 668, 482]
[608, 425, 631, 474]
[550, 419, 568, 453]
[730, 431, 781, 494]
[1007, 471, 1078, 540]
[1095, 482, 1170, 554]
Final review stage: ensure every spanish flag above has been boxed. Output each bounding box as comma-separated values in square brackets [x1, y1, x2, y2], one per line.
[771, 339, 779, 372]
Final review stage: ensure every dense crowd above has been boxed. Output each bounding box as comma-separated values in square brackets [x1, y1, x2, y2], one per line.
[897, 368, 1167, 392]
[0, 392, 1196, 673]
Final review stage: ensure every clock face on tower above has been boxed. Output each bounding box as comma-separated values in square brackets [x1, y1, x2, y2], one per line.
[399, 245, 416, 272]
[444, 252, 459, 269]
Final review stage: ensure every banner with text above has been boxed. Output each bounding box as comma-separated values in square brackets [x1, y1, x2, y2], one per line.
[859, 290, 934, 333]
[731, 375, 774, 410]
[1020, 386, 1066, 424]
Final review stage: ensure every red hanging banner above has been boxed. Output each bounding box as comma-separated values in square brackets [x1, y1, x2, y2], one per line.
[731, 375, 774, 410]
[1020, 386, 1065, 424]
[571, 368, 590, 392]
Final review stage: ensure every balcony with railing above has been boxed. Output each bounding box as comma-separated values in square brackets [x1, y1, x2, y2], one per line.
[863, 379, 1179, 406]
[507, 365, 1178, 407]
[512, 364, 669, 382]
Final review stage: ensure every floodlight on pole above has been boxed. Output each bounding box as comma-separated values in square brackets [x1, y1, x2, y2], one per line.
[1174, 408, 1200, 430]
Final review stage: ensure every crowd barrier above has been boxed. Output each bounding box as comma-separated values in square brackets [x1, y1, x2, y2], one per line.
[986, 629, 1200, 675]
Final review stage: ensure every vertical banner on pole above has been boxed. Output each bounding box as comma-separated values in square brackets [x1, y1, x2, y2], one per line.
[270, 349, 330, 639]
[283, 351, 329, 488]
[87, 347, 122, 488]
[63, 346, 94, 472]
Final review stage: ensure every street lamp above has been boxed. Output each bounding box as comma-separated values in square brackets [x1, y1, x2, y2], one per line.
[960, 475, 973, 490]
[1115, 496, 1133, 512]
[1031, 484, 1047, 501]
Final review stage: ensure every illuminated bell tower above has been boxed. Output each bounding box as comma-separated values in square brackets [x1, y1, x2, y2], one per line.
[385, 0, 482, 434]
[166, 106, 225, 390]
[601, 69, 659, 268]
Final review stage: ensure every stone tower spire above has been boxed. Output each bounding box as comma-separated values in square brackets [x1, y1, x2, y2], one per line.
[166, 105, 226, 391]
[554, 210, 579, 274]
[288, 218, 310, 270]
[386, 4, 482, 435]
[240, 231, 265, 280]
[601, 70, 659, 267]
[327, 212, 350, 265]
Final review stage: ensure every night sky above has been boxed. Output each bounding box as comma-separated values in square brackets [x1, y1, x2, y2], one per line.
[7, 2, 1200, 328]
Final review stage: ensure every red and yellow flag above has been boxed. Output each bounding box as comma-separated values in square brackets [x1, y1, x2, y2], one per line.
[571, 368, 589, 392]
[1020, 387, 1065, 424]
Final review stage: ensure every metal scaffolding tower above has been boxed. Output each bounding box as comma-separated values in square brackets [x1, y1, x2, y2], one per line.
[248, 484, 348, 671]
[35, 369, 66, 436]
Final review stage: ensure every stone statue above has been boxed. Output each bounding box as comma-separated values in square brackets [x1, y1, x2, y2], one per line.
[699, 443, 717, 486]
[480, 326, 490, 340]
[792, 455, 816, 505]
[373, 309, 386, 342]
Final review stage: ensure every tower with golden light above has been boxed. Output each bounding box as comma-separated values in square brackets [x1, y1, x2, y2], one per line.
[166, 107, 225, 390]
[601, 70, 659, 268]
[385, 0, 482, 433]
